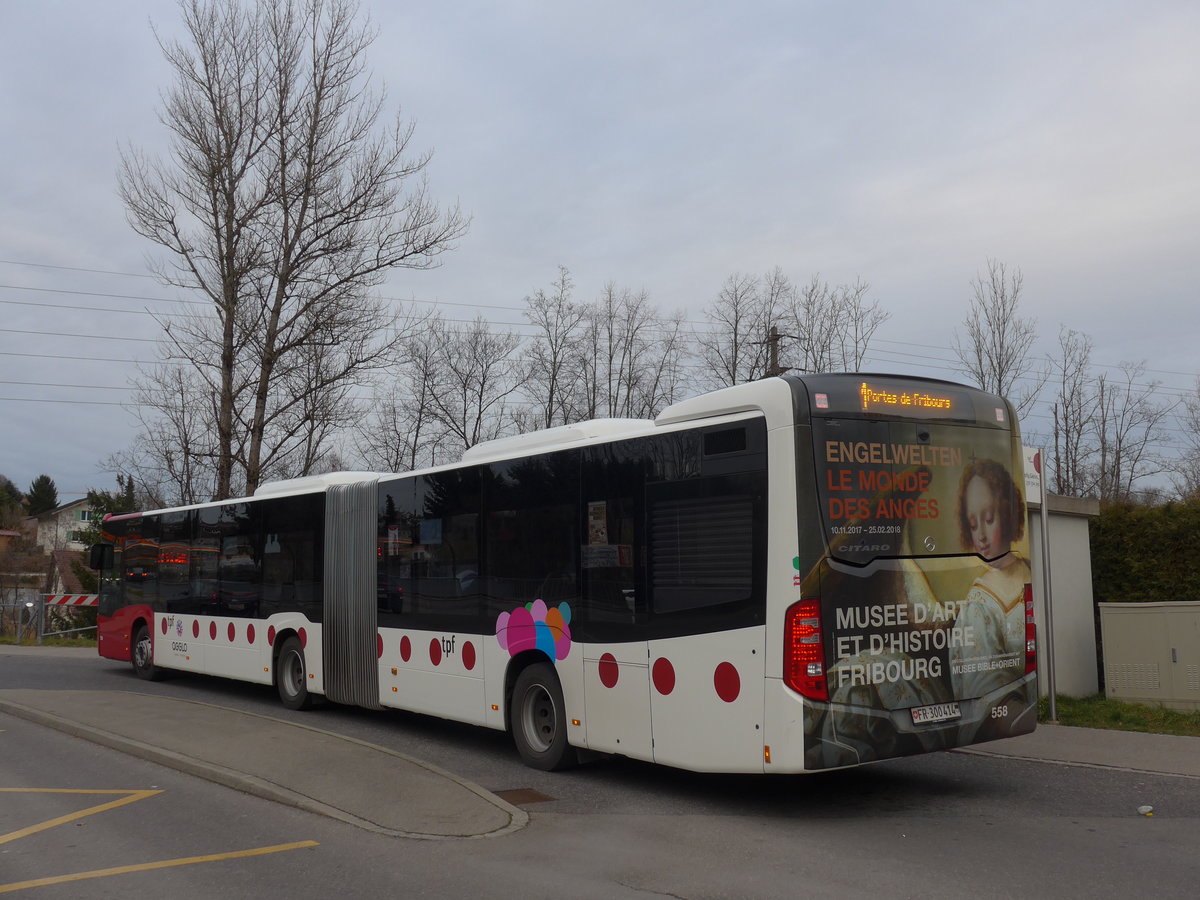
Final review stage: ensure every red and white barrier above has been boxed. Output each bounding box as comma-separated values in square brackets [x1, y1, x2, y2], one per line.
[44, 595, 99, 607]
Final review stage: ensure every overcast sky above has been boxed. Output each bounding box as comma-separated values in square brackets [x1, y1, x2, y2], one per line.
[2, 0, 1197, 498]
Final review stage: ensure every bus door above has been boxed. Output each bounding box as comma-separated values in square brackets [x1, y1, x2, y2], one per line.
[580, 449, 653, 760]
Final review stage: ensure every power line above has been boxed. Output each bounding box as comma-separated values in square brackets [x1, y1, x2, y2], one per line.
[0, 258, 158, 279]
[0, 397, 131, 407]
[0, 380, 131, 391]
[1, 328, 159, 342]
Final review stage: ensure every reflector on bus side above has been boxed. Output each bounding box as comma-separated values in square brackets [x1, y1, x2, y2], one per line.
[784, 599, 828, 701]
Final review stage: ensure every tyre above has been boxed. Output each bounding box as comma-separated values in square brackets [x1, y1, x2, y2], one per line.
[132, 624, 161, 681]
[276, 636, 313, 710]
[510, 662, 578, 771]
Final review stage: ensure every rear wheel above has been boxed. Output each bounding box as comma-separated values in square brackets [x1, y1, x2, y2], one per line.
[276, 636, 313, 710]
[511, 662, 578, 770]
[132, 624, 161, 681]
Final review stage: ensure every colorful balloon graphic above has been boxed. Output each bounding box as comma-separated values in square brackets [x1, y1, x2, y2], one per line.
[496, 599, 572, 661]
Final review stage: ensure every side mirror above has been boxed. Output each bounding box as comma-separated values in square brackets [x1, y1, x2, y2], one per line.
[88, 543, 114, 571]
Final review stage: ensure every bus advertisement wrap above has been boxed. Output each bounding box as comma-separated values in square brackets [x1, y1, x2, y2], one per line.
[802, 415, 1036, 768]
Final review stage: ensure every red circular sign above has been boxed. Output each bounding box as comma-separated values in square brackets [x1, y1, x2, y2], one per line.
[714, 662, 740, 703]
[652, 657, 676, 695]
[598, 652, 619, 688]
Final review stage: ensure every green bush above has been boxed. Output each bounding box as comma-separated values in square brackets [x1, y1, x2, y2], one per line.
[1090, 501, 1200, 603]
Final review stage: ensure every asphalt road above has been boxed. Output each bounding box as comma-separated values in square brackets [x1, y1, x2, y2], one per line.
[3, 647, 1199, 898]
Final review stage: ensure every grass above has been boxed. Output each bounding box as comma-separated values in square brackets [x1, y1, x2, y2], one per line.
[1040, 694, 1200, 738]
[0, 633, 97, 648]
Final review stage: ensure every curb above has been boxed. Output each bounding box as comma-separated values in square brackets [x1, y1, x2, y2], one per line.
[0, 694, 529, 841]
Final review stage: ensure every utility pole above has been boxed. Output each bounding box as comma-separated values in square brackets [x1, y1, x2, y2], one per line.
[755, 325, 796, 378]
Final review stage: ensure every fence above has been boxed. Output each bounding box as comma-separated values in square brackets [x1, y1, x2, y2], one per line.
[0, 591, 97, 644]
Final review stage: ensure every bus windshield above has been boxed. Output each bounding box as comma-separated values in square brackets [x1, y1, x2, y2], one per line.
[812, 417, 1019, 565]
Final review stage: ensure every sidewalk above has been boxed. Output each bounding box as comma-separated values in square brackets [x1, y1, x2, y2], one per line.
[0, 688, 527, 840]
[962, 720, 1200, 778]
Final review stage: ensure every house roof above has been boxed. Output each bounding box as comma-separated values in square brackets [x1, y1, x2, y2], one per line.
[31, 498, 91, 520]
[50, 549, 87, 594]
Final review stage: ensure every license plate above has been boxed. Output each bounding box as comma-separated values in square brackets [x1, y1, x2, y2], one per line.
[911, 702, 961, 725]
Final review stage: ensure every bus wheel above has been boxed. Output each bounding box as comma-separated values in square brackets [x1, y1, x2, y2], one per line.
[511, 662, 578, 771]
[132, 624, 161, 681]
[276, 636, 313, 710]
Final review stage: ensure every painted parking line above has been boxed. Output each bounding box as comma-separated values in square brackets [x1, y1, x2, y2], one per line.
[0, 841, 319, 894]
[0, 789, 318, 894]
[0, 789, 163, 845]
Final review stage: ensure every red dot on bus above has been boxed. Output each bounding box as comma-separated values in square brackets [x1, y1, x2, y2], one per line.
[429, 638, 442, 666]
[400, 635, 411, 662]
[209, 622, 217, 640]
[267, 626, 276, 646]
[192, 620, 199, 639]
[227, 622, 236, 642]
[160, 618, 168, 635]
[598, 652, 619, 688]
[247, 623, 255, 645]
[462, 641, 477, 671]
[298, 628, 307, 648]
[714, 662, 740, 703]
[652, 657, 675, 695]
[376, 633, 384, 659]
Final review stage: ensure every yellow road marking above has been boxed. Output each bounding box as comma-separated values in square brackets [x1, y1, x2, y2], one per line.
[0, 840, 319, 893]
[0, 789, 163, 846]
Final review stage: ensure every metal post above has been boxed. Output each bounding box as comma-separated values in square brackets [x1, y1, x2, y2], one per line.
[37, 596, 44, 645]
[20, 601, 35, 644]
[1038, 448, 1057, 722]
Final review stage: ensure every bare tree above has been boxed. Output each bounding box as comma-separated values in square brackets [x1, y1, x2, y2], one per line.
[569, 283, 684, 420]
[426, 315, 523, 452]
[695, 271, 776, 388]
[1170, 378, 1200, 500]
[119, 0, 467, 498]
[782, 275, 887, 373]
[1092, 362, 1174, 502]
[1050, 327, 1098, 497]
[1047, 328, 1174, 501]
[952, 259, 1043, 417]
[356, 325, 450, 472]
[522, 266, 586, 429]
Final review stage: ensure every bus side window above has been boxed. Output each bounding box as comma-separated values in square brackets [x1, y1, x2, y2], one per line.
[411, 470, 482, 621]
[582, 444, 644, 629]
[485, 450, 580, 617]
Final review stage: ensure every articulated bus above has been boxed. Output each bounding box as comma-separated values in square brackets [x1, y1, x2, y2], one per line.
[92, 373, 1036, 773]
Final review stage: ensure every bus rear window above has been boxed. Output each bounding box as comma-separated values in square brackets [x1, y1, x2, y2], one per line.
[811, 418, 1021, 564]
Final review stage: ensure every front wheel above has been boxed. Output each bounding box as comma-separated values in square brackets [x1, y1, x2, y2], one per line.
[132, 624, 161, 681]
[511, 662, 578, 771]
[276, 636, 313, 710]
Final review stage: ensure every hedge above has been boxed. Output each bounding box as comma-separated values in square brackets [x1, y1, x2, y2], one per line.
[1090, 501, 1200, 603]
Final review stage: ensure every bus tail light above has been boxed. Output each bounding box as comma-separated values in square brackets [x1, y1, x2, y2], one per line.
[785, 599, 829, 702]
[1024, 584, 1037, 675]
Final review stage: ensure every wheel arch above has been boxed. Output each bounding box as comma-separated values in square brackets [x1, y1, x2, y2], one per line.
[503, 649, 555, 731]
